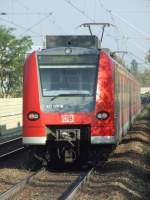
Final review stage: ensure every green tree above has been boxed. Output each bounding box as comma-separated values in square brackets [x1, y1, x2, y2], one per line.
[143, 49, 150, 87]
[111, 53, 126, 66]
[129, 59, 150, 87]
[141, 68, 150, 87]
[0, 26, 32, 97]
[145, 49, 150, 63]
[130, 59, 139, 78]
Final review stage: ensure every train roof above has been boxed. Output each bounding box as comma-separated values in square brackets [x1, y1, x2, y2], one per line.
[45, 35, 100, 49]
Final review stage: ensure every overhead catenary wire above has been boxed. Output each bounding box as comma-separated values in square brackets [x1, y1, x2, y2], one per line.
[0, 12, 53, 49]
[124, 51, 150, 70]
[1, 0, 149, 67]
[15, 0, 69, 35]
[109, 11, 150, 61]
[97, 0, 150, 69]
[0, 12, 54, 16]
[112, 10, 150, 13]
[105, 11, 122, 50]
[0, 9, 66, 47]
[128, 51, 147, 64]
[107, 11, 150, 61]
[0, 16, 40, 36]
[97, 0, 150, 41]
[129, 39, 148, 54]
[63, 0, 95, 22]
[97, 0, 137, 46]
[19, 12, 52, 36]
[97, 0, 124, 50]
[98, 0, 150, 39]
[64, 0, 114, 45]
[109, 10, 150, 39]
[50, 14, 67, 34]
[64, 0, 149, 67]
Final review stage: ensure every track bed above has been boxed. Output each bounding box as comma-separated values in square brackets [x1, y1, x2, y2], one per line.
[16, 171, 78, 199]
[78, 106, 150, 200]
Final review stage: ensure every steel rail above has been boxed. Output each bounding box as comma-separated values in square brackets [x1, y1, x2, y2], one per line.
[59, 168, 94, 200]
[0, 136, 24, 158]
[0, 136, 22, 145]
[0, 146, 24, 158]
[0, 169, 45, 200]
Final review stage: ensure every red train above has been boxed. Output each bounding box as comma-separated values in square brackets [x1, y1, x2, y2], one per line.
[23, 35, 141, 163]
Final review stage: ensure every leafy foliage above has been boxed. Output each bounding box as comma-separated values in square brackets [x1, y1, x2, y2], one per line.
[130, 59, 138, 77]
[145, 49, 150, 63]
[112, 51, 150, 87]
[140, 49, 150, 86]
[130, 58, 150, 87]
[0, 26, 32, 97]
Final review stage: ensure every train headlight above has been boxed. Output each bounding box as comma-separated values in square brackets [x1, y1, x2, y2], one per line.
[65, 48, 72, 55]
[96, 111, 109, 120]
[27, 112, 40, 120]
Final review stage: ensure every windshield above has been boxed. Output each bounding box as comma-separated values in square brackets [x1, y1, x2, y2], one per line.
[39, 65, 96, 97]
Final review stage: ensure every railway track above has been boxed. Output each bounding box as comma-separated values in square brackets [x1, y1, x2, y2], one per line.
[0, 136, 24, 158]
[0, 137, 113, 200]
[0, 167, 94, 200]
[59, 167, 94, 200]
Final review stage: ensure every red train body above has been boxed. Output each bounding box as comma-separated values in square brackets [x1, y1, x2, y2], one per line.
[23, 36, 141, 162]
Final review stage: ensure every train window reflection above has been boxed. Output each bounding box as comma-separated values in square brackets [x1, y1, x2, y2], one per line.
[39, 65, 96, 97]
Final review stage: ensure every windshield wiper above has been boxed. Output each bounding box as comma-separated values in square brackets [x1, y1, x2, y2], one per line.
[50, 93, 91, 101]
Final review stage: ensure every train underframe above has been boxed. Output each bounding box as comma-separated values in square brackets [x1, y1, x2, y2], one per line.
[32, 125, 90, 164]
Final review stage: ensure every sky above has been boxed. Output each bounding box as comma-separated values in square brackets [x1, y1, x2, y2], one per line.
[1, 0, 150, 70]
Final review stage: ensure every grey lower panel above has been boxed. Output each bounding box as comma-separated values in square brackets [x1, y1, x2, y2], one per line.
[91, 136, 116, 144]
[23, 137, 46, 145]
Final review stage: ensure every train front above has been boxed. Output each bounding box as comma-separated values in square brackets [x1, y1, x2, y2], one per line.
[23, 36, 115, 163]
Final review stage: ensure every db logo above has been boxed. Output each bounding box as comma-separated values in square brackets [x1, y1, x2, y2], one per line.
[61, 114, 74, 123]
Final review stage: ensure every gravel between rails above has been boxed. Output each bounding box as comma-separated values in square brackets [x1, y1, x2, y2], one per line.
[1, 146, 112, 200]
[0, 131, 114, 200]
[0, 169, 44, 200]
[0, 168, 32, 194]
[0, 148, 39, 194]
[9, 170, 87, 200]
[77, 106, 150, 200]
